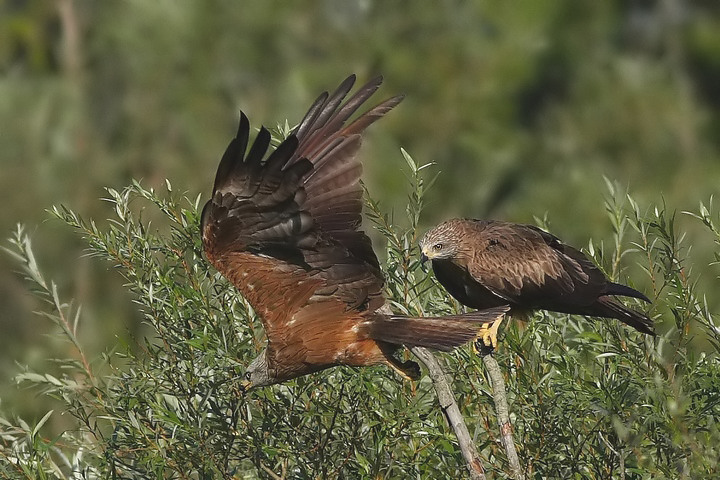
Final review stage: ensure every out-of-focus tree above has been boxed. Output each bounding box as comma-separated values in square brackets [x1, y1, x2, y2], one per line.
[1, 0, 719, 428]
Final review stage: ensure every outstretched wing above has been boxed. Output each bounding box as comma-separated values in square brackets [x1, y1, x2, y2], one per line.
[461, 221, 609, 309]
[201, 75, 403, 336]
[289, 75, 402, 270]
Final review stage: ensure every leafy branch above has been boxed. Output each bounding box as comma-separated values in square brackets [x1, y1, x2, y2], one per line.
[2, 152, 720, 478]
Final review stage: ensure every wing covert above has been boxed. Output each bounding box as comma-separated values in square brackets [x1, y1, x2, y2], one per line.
[465, 221, 602, 306]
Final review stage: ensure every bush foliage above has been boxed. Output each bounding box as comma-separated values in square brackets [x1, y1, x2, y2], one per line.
[2, 153, 719, 479]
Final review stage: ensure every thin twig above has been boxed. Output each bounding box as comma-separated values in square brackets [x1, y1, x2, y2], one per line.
[480, 349, 524, 480]
[599, 432, 625, 480]
[410, 346, 486, 480]
[259, 462, 284, 480]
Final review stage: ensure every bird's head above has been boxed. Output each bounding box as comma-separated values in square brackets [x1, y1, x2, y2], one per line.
[419, 219, 464, 264]
[240, 350, 277, 392]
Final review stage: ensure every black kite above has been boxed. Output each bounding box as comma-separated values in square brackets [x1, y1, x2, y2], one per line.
[419, 219, 655, 348]
[201, 77, 507, 389]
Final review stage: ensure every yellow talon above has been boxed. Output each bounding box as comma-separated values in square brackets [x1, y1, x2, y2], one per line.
[475, 316, 504, 350]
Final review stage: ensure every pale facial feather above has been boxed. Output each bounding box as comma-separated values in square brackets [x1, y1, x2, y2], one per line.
[419, 219, 468, 261]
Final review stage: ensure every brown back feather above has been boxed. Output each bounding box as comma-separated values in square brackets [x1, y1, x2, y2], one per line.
[437, 220, 615, 310]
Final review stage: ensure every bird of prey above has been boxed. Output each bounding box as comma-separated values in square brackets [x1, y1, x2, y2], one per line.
[419, 219, 655, 349]
[201, 76, 507, 390]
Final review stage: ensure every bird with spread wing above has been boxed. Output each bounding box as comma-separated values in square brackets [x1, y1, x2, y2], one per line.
[419, 219, 655, 349]
[201, 76, 507, 390]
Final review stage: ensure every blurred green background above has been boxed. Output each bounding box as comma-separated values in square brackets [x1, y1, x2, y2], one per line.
[2, 0, 719, 420]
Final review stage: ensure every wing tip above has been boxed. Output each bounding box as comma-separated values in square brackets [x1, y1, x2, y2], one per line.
[237, 111, 250, 137]
[343, 73, 358, 87]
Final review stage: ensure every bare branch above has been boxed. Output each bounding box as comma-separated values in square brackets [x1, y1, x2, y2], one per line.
[480, 350, 524, 480]
[410, 346, 486, 480]
[260, 462, 284, 480]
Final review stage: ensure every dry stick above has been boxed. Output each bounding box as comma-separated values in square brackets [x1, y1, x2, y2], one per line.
[410, 346, 486, 480]
[480, 348, 524, 480]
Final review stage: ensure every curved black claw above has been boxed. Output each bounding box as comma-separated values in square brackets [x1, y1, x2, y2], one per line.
[474, 339, 495, 356]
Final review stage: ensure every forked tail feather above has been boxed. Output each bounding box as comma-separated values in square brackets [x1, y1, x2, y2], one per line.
[595, 296, 655, 336]
[606, 282, 651, 303]
[367, 306, 509, 351]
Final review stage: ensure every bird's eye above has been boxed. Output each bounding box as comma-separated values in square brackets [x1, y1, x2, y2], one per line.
[244, 371, 251, 381]
[433, 243, 443, 251]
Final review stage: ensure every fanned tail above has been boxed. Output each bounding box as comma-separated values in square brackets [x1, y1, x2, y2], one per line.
[366, 306, 509, 351]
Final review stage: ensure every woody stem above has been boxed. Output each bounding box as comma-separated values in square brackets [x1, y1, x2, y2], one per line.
[480, 350, 524, 480]
[410, 346, 486, 480]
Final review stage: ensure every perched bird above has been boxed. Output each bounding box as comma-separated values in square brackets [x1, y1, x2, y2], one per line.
[201, 76, 507, 390]
[419, 219, 655, 349]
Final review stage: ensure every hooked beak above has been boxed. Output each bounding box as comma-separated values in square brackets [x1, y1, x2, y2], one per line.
[239, 380, 251, 394]
[420, 251, 430, 273]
